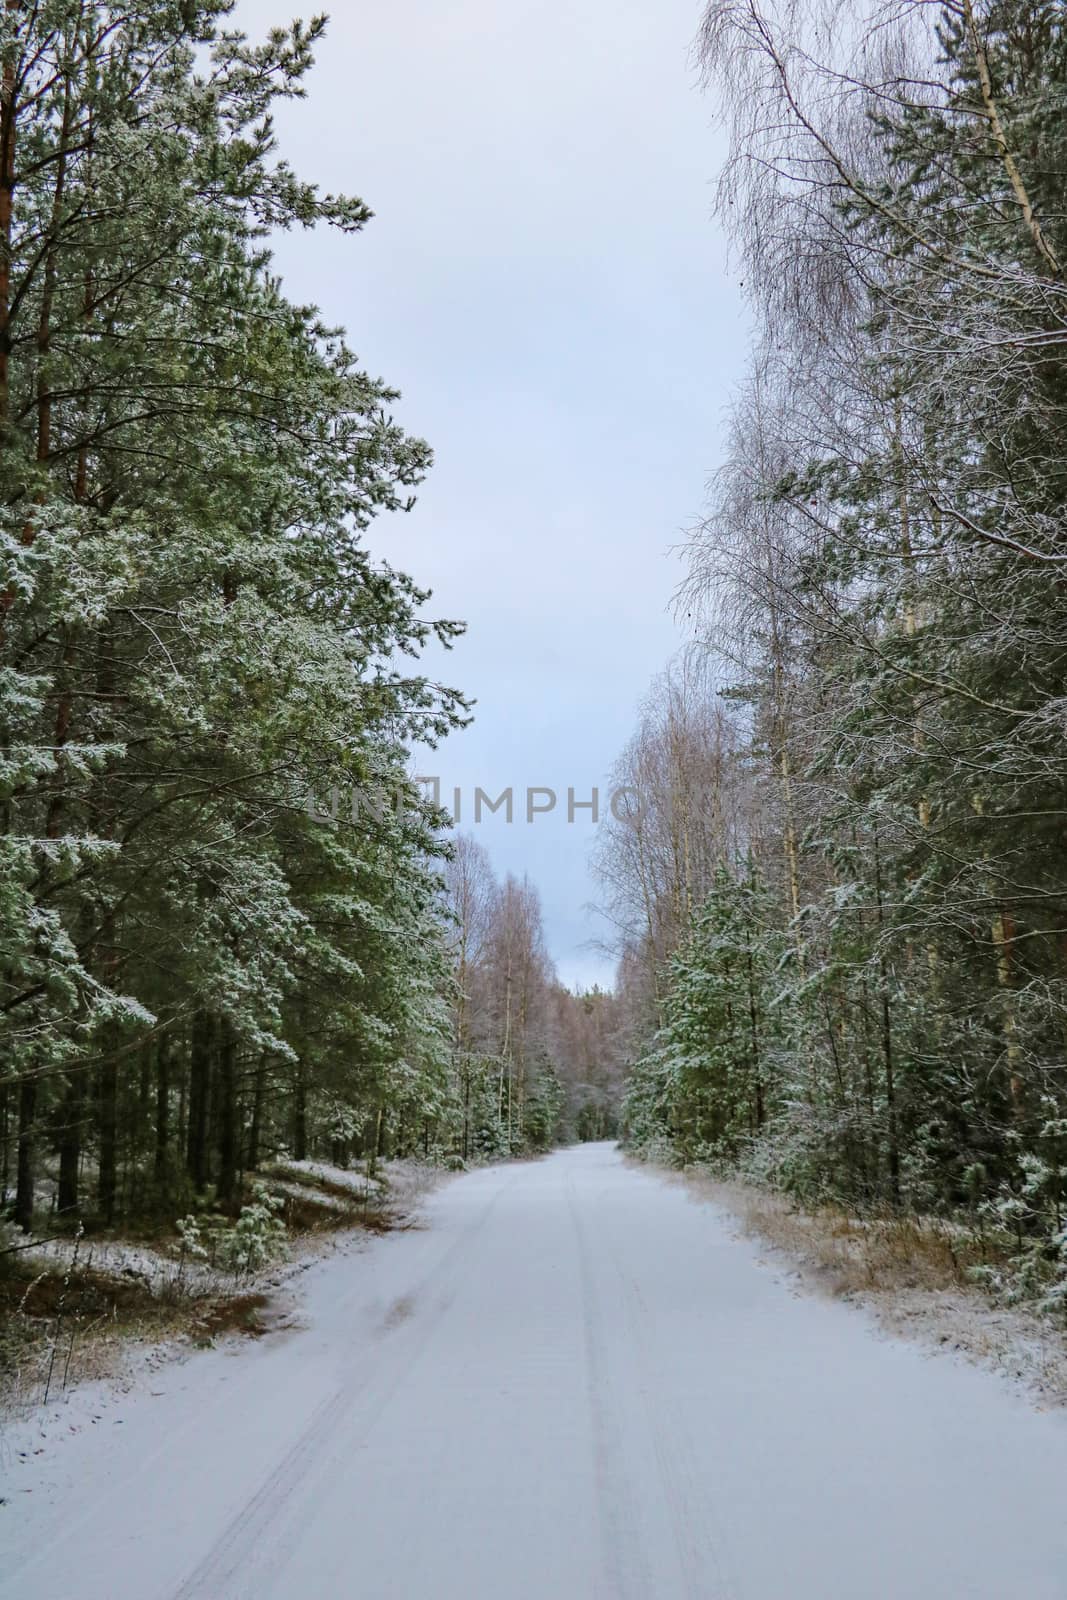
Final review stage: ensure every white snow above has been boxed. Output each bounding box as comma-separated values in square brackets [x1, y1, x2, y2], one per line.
[4, 1142, 1067, 1599]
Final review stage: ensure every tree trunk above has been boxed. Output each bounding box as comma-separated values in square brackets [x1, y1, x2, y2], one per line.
[0, 1076, 9, 1207]
[992, 908, 1022, 1112]
[154, 1033, 171, 1188]
[247, 1053, 267, 1172]
[216, 1022, 238, 1205]
[0, 5, 19, 434]
[57, 1070, 83, 1217]
[97, 1049, 119, 1224]
[462, 1058, 471, 1162]
[745, 939, 764, 1130]
[873, 834, 902, 1205]
[186, 1012, 212, 1191]
[14, 1074, 37, 1232]
[292, 1063, 308, 1162]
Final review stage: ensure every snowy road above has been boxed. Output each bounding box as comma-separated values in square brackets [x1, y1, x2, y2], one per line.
[5, 1142, 1067, 1599]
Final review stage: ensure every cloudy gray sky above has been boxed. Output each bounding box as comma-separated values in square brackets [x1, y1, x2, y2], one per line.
[238, 0, 746, 988]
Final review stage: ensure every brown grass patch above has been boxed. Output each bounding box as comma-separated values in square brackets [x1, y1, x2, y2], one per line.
[262, 1162, 431, 1240]
[0, 1249, 280, 1411]
[0, 1263, 168, 1325]
[263, 1163, 409, 1240]
[272, 1188, 406, 1239]
[711, 1179, 999, 1299]
[2, 1160, 441, 1414]
[189, 1292, 271, 1345]
[653, 1164, 1067, 1403]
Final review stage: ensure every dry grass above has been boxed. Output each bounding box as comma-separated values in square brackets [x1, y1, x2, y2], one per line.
[1, 1157, 443, 1415]
[654, 1164, 1067, 1405]
[1, 1253, 201, 1410]
[264, 1158, 437, 1238]
[710, 1179, 993, 1296]
[189, 1292, 273, 1345]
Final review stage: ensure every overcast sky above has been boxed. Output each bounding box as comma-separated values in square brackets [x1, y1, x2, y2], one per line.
[237, 0, 747, 989]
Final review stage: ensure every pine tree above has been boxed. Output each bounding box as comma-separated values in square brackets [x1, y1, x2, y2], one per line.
[0, 5, 469, 1228]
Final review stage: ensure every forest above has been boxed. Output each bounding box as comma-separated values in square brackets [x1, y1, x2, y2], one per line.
[4, 0, 1067, 1328]
[604, 0, 1067, 1310]
[7, 5, 1067, 1593]
[0, 3, 620, 1239]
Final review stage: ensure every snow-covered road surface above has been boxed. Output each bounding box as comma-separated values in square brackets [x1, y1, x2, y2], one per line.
[5, 1141, 1067, 1599]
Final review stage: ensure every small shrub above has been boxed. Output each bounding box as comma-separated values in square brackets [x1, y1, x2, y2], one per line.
[175, 1214, 208, 1262]
[217, 1185, 288, 1277]
[173, 1185, 288, 1281]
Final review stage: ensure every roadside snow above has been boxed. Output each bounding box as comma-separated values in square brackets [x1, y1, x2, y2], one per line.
[673, 1166, 1067, 1405]
[1, 1158, 444, 1420]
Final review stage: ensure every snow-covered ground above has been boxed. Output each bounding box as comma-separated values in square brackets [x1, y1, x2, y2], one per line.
[4, 1142, 1067, 1599]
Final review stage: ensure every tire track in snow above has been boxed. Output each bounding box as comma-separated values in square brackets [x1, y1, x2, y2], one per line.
[601, 1219, 743, 1599]
[567, 1173, 654, 1600]
[170, 1165, 522, 1600]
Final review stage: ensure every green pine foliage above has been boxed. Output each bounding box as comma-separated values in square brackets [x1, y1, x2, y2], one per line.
[626, 863, 782, 1165]
[0, 5, 471, 1230]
